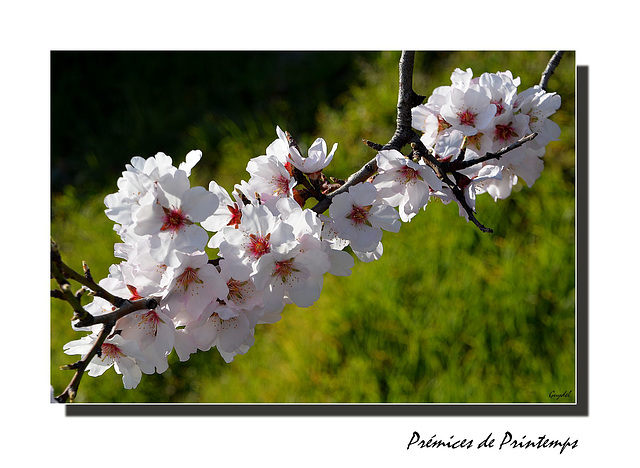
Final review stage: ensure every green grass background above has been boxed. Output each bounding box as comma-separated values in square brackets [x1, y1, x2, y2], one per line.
[50, 51, 575, 403]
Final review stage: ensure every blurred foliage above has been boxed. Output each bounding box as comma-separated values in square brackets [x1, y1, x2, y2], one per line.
[51, 51, 575, 403]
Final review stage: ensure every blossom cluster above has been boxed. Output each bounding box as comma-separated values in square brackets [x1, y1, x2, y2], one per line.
[62, 67, 560, 389]
[412, 67, 560, 218]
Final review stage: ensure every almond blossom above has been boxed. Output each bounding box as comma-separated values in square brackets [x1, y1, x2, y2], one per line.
[132, 169, 218, 266]
[161, 250, 228, 323]
[288, 136, 337, 175]
[440, 86, 497, 136]
[373, 149, 442, 222]
[63, 333, 147, 389]
[328, 182, 401, 253]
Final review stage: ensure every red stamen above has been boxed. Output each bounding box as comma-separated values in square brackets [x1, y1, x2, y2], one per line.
[271, 259, 298, 282]
[161, 207, 189, 232]
[457, 109, 477, 126]
[226, 203, 242, 228]
[248, 233, 271, 259]
[101, 343, 124, 360]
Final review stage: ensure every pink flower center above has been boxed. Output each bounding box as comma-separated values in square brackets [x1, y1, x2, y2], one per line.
[346, 204, 372, 226]
[161, 207, 189, 232]
[457, 109, 477, 126]
[101, 343, 124, 361]
[226, 203, 242, 228]
[491, 99, 505, 116]
[176, 267, 203, 291]
[248, 233, 271, 259]
[138, 310, 162, 337]
[399, 165, 421, 185]
[494, 124, 518, 143]
[272, 258, 298, 283]
[271, 175, 292, 196]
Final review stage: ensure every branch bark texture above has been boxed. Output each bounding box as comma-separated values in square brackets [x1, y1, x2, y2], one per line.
[540, 51, 565, 91]
[51, 239, 158, 403]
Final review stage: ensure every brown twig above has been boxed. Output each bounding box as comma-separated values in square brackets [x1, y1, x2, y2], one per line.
[51, 240, 90, 322]
[55, 324, 112, 403]
[311, 156, 379, 214]
[73, 297, 158, 329]
[447, 132, 538, 171]
[58, 258, 126, 307]
[51, 238, 158, 403]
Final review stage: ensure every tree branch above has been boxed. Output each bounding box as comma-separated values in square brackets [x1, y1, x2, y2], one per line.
[539, 51, 564, 91]
[52, 238, 159, 402]
[73, 297, 158, 329]
[51, 239, 90, 322]
[58, 258, 126, 307]
[55, 323, 111, 403]
[383, 51, 425, 151]
[447, 132, 538, 171]
[311, 51, 422, 214]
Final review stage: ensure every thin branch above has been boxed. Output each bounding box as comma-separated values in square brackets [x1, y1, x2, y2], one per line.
[55, 324, 111, 403]
[51, 240, 90, 322]
[59, 259, 126, 307]
[363, 139, 384, 151]
[311, 156, 378, 214]
[52, 238, 159, 402]
[447, 132, 538, 171]
[51, 289, 65, 300]
[539, 51, 564, 91]
[450, 185, 493, 233]
[73, 297, 159, 329]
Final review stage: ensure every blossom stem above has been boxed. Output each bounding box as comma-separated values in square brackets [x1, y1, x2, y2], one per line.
[293, 166, 325, 201]
[311, 156, 379, 214]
